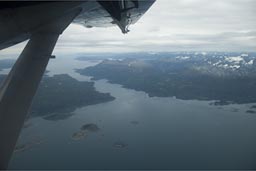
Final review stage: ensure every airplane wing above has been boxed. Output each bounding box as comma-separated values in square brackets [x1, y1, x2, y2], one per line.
[0, 1, 155, 50]
[0, 1, 155, 169]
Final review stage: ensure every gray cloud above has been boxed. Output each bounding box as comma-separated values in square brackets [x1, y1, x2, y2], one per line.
[54, 0, 256, 53]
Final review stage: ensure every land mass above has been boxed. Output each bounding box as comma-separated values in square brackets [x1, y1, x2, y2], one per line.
[0, 74, 115, 120]
[76, 52, 256, 105]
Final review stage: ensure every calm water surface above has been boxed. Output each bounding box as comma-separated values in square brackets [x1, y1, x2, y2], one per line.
[8, 56, 256, 169]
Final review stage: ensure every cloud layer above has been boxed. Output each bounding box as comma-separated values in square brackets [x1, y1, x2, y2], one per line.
[55, 0, 256, 53]
[1, 0, 256, 55]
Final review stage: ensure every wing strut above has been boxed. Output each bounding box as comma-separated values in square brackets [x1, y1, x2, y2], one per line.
[0, 10, 79, 169]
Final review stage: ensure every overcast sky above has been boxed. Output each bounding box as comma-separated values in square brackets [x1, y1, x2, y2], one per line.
[1, 0, 256, 55]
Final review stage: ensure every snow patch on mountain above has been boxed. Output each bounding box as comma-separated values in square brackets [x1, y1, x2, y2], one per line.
[225, 56, 244, 64]
[247, 60, 254, 65]
[176, 56, 190, 60]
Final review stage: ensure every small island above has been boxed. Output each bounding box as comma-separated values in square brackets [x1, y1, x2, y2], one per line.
[71, 123, 100, 141]
[71, 131, 87, 141]
[14, 139, 44, 153]
[81, 123, 100, 132]
[246, 110, 256, 114]
[250, 105, 256, 109]
[130, 121, 139, 125]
